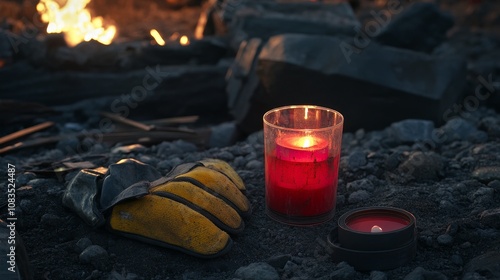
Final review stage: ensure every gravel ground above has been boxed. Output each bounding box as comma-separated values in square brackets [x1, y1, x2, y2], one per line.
[1, 106, 500, 280]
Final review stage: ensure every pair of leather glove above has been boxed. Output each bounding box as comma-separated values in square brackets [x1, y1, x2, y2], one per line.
[62, 158, 251, 258]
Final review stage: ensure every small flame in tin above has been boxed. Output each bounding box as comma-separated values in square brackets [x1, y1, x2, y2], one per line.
[371, 225, 383, 233]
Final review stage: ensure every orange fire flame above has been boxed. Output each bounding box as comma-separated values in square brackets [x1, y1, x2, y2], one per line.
[36, 0, 116, 47]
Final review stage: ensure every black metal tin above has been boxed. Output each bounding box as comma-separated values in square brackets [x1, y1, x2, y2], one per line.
[327, 207, 417, 271]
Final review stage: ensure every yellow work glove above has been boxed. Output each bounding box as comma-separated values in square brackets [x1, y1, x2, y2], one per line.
[106, 159, 251, 258]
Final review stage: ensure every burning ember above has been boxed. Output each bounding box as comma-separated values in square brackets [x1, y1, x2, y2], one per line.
[180, 35, 190, 46]
[150, 29, 166, 46]
[36, 0, 117, 47]
[150, 30, 190, 46]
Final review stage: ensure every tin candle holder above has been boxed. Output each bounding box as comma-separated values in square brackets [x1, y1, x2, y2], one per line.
[327, 207, 417, 271]
[263, 105, 344, 226]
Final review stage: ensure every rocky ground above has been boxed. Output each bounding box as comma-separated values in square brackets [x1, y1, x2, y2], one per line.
[1, 105, 500, 280]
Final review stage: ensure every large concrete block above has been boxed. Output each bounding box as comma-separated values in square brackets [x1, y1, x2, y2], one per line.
[239, 34, 467, 133]
[226, 1, 360, 50]
[375, 2, 454, 53]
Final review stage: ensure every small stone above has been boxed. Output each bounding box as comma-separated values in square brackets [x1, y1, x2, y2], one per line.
[450, 254, 463, 266]
[463, 252, 500, 280]
[125, 273, 139, 280]
[64, 122, 84, 131]
[215, 151, 234, 161]
[348, 190, 370, 204]
[27, 178, 52, 188]
[156, 141, 195, 157]
[398, 151, 443, 181]
[436, 118, 480, 143]
[209, 122, 237, 148]
[16, 172, 37, 186]
[480, 116, 500, 137]
[266, 254, 291, 270]
[346, 179, 375, 192]
[107, 270, 125, 280]
[403, 267, 448, 280]
[19, 199, 34, 215]
[164, 157, 184, 170]
[473, 187, 495, 204]
[488, 180, 500, 189]
[329, 262, 356, 280]
[283, 260, 299, 274]
[245, 160, 263, 170]
[41, 213, 63, 227]
[234, 262, 279, 280]
[437, 234, 453, 246]
[75, 237, 92, 253]
[460, 242, 472, 249]
[79, 245, 110, 271]
[233, 156, 246, 168]
[472, 166, 500, 183]
[446, 223, 459, 236]
[57, 135, 81, 155]
[480, 208, 500, 229]
[385, 152, 403, 171]
[139, 155, 158, 166]
[370, 271, 387, 280]
[389, 119, 434, 143]
[43, 149, 65, 160]
[246, 131, 264, 145]
[86, 270, 102, 280]
[344, 150, 367, 170]
[172, 140, 197, 153]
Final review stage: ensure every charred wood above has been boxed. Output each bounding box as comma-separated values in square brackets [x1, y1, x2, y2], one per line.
[0, 63, 228, 119]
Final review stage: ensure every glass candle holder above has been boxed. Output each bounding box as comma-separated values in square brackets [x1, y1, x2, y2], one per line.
[263, 105, 344, 225]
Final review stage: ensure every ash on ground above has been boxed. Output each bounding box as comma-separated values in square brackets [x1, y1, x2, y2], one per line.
[1, 106, 500, 280]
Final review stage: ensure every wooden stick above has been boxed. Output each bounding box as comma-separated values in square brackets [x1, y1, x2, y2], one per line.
[0, 121, 54, 146]
[0, 130, 208, 155]
[143, 115, 199, 125]
[100, 112, 154, 131]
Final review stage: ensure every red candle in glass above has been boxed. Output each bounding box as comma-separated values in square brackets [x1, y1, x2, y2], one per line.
[263, 105, 344, 225]
[266, 135, 339, 217]
[346, 214, 410, 233]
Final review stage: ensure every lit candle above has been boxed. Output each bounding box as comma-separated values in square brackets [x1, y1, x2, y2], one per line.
[346, 214, 410, 233]
[330, 207, 417, 271]
[263, 105, 343, 225]
[265, 134, 339, 218]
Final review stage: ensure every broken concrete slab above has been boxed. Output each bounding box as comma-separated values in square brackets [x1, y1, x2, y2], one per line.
[222, 1, 360, 50]
[226, 38, 266, 134]
[375, 2, 454, 53]
[231, 34, 466, 133]
[227, 38, 263, 110]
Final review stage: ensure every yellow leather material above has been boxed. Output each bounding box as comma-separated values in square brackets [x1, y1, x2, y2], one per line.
[109, 195, 231, 257]
[199, 159, 246, 190]
[175, 166, 251, 215]
[150, 181, 243, 233]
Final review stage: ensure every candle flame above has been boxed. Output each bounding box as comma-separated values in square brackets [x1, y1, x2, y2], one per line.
[292, 136, 315, 148]
[371, 225, 383, 233]
[304, 107, 308, 120]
